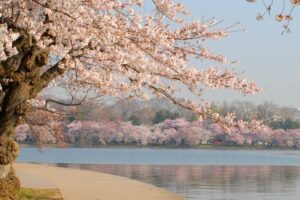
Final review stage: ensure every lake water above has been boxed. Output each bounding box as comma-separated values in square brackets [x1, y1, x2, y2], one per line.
[18, 147, 300, 200]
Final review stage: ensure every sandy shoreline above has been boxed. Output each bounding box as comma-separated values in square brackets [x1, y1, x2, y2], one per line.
[15, 163, 185, 200]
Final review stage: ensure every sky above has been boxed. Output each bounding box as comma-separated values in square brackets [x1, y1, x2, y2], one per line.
[170, 0, 300, 107]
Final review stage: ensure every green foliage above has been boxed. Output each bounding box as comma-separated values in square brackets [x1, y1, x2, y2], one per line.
[187, 113, 198, 122]
[270, 118, 300, 130]
[210, 103, 220, 113]
[66, 114, 77, 122]
[128, 115, 141, 126]
[19, 188, 62, 200]
[283, 118, 300, 130]
[270, 120, 284, 129]
[152, 110, 180, 124]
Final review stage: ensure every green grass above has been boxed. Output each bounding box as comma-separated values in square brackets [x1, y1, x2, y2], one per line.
[19, 188, 62, 200]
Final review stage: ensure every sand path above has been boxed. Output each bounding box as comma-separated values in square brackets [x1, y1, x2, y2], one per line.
[15, 163, 185, 200]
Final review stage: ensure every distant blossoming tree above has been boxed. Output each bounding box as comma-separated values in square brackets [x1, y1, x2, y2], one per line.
[0, 0, 261, 197]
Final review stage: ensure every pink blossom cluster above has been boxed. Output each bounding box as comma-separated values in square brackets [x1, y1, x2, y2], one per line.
[0, 23, 19, 61]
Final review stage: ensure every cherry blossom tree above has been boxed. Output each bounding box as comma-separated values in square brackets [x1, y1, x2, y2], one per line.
[0, 0, 262, 196]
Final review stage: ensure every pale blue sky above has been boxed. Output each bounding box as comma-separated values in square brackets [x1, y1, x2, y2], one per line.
[173, 1, 300, 107]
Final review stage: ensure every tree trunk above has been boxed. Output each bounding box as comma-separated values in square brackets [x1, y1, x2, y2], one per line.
[0, 165, 20, 200]
[0, 84, 31, 199]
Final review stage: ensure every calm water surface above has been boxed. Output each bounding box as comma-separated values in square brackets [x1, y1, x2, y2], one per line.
[18, 147, 300, 200]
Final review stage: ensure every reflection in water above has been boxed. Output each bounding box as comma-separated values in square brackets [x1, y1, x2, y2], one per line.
[55, 164, 300, 200]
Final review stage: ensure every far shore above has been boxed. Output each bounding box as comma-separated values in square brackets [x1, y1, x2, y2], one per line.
[19, 143, 300, 151]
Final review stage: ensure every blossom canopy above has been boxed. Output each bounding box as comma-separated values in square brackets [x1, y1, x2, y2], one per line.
[0, 0, 262, 130]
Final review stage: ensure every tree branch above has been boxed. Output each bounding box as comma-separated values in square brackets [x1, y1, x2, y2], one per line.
[31, 0, 76, 20]
[38, 60, 66, 92]
[45, 99, 84, 107]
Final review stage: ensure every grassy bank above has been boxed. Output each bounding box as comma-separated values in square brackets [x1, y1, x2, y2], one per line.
[19, 188, 62, 200]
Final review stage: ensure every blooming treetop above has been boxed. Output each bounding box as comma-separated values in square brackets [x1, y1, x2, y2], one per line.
[0, 0, 262, 130]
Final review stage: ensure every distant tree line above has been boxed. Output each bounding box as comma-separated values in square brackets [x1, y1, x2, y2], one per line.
[64, 99, 300, 130]
[65, 98, 199, 126]
[214, 101, 300, 130]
